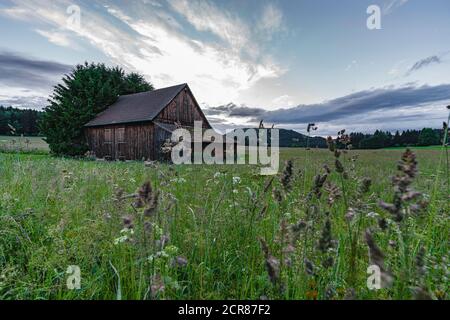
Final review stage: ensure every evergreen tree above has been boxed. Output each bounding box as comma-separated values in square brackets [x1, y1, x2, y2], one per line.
[39, 62, 153, 156]
[418, 128, 440, 146]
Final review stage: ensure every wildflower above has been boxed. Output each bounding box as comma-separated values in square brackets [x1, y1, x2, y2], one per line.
[304, 259, 315, 276]
[122, 215, 134, 229]
[280, 160, 294, 191]
[120, 228, 134, 235]
[345, 208, 356, 222]
[379, 149, 426, 222]
[114, 235, 129, 245]
[416, 246, 426, 278]
[172, 256, 188, 268]
[326, 136, 335, 152]
[324, 182, 342, 206]
[156, 234, 170, 250]
[335, 159, 344, 173]
[138, 181, 152, 204]
[170, 177, 187, 184]
[291, 220, 307, 234]
[150, 274, 165, 298]
[311, 173, 328, 198]
[259, 238, 280, 285]
[367, 212, 379, 219]
[343, 288, 356, 300]
[378, 217, 388, 230]
[388, 240, 397, 248]
[147, 197, 160, 218]
[232, 176, 241, 185]
[322, 256, 334, 268]
[359, 177, 372, 194]
[318, 219, 334, 253]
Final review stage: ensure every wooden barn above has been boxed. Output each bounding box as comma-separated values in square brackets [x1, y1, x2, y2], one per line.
[84, 83, 212, 161]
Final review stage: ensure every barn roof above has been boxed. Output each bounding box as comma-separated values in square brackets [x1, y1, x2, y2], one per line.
[84, 83, 187, 127]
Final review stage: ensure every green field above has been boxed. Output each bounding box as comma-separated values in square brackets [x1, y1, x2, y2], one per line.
[0, 135, 49, 153]
[0, 146, 448, 300]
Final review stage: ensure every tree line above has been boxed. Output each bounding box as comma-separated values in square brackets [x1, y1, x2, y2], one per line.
[0, 106, 43, 136]
[349, 128, 443, 149]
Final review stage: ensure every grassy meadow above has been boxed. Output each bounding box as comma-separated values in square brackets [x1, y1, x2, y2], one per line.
[0, 135, 49, 154]
[0, 145, 448, 300]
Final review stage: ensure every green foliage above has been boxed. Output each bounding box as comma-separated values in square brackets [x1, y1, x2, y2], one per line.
[0, 106, 43, 136]
[353, 129, 443, 149]
[39, 62, 153, 156]
[418, 128, 440, 146]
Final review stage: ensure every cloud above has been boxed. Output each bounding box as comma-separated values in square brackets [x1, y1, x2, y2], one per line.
[205, 103, 266, 118]
[383, 0, 409, 15]
[35, 29, 74, 47]
[258, 3, 284, 39]
[406, 55, 442, 76]
[0, 51, 72, 89]
[272, 94, 295, 107]
[1, 0, 284, 106]
[168, 0, 251, 52]
[207, 83, 450, 133]
[0, 51, 72, 107]
[0, 94, 48, 108]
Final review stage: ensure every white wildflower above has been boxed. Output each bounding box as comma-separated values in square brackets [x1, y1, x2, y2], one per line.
[114, 235, 128, 245]
[214, 172, 225, 179]
[367, 212, 379, 218]
[171, 177, 186, 184]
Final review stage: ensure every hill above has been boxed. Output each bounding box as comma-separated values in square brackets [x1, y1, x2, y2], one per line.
[226, 128, 327, 148]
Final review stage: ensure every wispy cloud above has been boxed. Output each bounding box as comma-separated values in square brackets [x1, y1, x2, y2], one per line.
[1, 0, 285, 106]
[383, 0, 409, 15]
[168, 0, 251, 52]
[35, 29, 74, 47]
[405, 55, 443, 76]
[258, 3, 284, 40]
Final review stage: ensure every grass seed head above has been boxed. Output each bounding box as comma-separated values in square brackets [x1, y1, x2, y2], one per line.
[280, 160, 294, 191]
[365, 229, 393, 288]
[318, 219, 334, 253]
[259, 238, 280, 285]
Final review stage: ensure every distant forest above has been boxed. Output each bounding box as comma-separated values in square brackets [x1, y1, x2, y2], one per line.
[349, 129, 443, 149]
[0, 106, 43, 136]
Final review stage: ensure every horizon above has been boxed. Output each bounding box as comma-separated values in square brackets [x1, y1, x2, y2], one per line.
[1, 0, 450, 135]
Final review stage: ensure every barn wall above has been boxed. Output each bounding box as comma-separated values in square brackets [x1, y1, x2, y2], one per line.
[85, 123, 156, 160]
[155, 87, 211, 128]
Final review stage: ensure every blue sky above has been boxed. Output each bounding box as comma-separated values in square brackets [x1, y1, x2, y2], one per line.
[0, 0, 449, 134]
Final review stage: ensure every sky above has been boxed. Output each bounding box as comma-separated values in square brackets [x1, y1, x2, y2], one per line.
[0, 0, 449, 135]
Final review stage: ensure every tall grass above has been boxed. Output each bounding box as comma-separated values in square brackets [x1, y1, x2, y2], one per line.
[0, 145, 448, 300]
